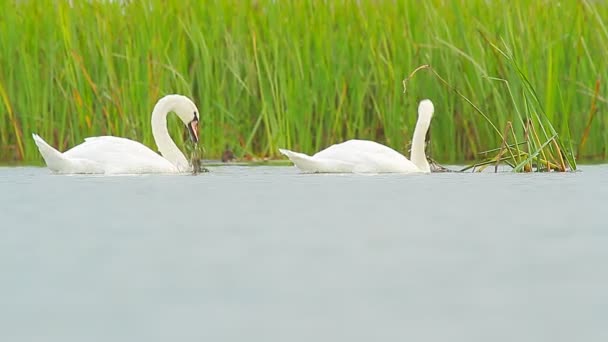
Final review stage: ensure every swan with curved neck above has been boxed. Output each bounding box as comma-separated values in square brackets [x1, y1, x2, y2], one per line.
[32, 94, 200, 174]
[279, 99, 434, 173]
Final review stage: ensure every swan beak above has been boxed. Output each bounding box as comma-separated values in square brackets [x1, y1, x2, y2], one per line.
[187, 118, 199, 143]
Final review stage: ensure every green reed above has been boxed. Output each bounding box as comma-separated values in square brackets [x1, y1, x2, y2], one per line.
[0, 0, 605, 165]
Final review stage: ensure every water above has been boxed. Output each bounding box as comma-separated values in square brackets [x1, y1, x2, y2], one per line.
[1, 165, 608, 342]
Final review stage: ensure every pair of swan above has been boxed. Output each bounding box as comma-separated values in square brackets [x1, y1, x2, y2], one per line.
[33, 94, 200, 174]
[33, 95, 434, 175]
[279, 99, 435, 173]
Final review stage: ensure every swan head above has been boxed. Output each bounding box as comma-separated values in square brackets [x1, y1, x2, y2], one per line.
[163, 94, 200, 143]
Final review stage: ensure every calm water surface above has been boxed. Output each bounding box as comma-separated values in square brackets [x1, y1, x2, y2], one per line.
[1, 165, 608, 342]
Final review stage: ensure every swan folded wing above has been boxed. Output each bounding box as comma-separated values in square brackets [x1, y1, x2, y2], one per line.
[313, 139, 417, 173]
[64, 136, 177, 173]
[303, 156, 354, 173]
[314, 139, 402, 160]
[60, 157, 105, 174]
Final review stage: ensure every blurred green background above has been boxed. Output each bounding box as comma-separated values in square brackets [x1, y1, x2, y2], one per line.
[0, 0, 606, 163]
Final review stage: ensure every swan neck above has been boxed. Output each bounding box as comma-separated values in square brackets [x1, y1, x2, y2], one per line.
[410, 116, 431, 172]
[151, 100, 189, 171]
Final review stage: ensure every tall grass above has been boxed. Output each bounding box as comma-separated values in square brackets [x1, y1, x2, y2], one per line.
[0, 0, 606, 164]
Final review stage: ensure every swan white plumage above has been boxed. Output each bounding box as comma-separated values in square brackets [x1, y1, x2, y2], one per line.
[32, 94, 200, 174]
[279, 99, 434, 173]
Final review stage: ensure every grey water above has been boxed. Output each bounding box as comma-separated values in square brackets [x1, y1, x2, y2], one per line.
[1, 165, 608, 342]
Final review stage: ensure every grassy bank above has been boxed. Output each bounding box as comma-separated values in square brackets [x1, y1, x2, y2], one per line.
[0, 0, 606, 164]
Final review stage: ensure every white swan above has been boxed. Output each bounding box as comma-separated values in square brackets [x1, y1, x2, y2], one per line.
[279, 99, 434, 173]
[32, 94, 200, 174]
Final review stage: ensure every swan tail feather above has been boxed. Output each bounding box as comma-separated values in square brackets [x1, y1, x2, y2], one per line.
[32, 134, 69, 173]
[279, 148, 352, 173]
[278, 148, 322, 172]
